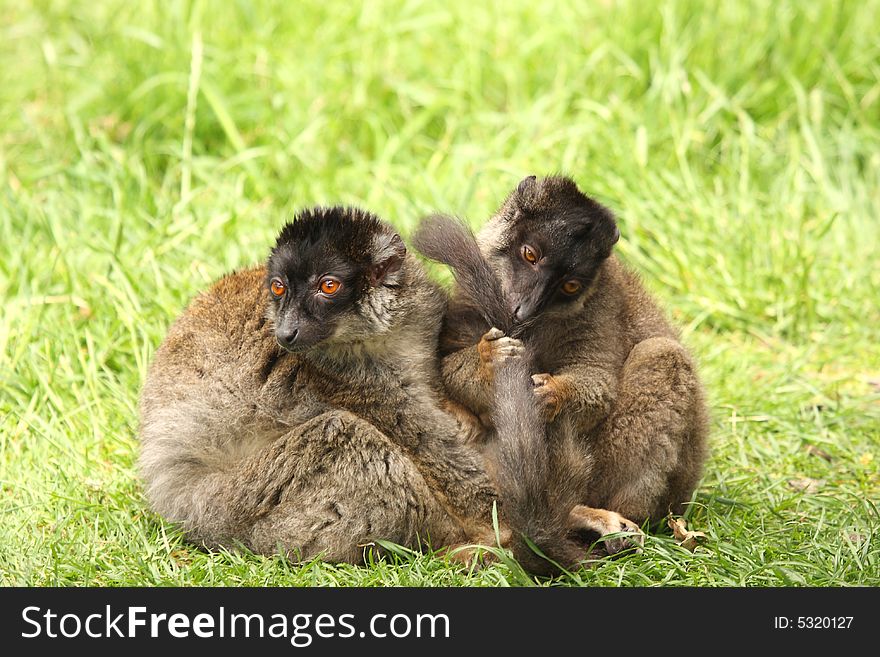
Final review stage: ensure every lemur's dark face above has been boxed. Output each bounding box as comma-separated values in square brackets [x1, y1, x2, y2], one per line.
[266, 207, 406, 353]
[491, 176, 619, 324]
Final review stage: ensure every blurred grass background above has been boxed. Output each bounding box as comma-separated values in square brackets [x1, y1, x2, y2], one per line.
[0, 0, 877, 585]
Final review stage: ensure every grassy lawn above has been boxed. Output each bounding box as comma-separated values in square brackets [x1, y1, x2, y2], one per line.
[1, 0, 878, 586]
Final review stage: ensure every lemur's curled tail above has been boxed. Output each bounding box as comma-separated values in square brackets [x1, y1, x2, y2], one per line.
[490, 353, 591, 574]
[413, 214, 514, 335]
[414, 214, 586, 574]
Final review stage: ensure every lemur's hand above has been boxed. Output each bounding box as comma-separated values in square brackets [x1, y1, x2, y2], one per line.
[531, 373, 570, 422]
[477, 327, 525, 381]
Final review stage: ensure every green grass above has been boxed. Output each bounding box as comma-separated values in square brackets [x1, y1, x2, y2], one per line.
[1, 0, 878, 586]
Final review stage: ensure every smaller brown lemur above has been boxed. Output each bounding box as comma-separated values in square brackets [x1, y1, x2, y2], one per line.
[414, 175, 709, 572]
[413, 210, 630, 573]
[138, 206, 502, 565]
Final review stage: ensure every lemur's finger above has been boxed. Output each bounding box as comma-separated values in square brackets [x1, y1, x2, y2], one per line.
[494, 337, 525, 357]
[495, 346, 524, 359]
[531, 373, 552, 387]
[483, 327, 505, 341]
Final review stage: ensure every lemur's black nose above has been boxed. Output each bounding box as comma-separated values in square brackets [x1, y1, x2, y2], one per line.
[276, 326, 300, 348]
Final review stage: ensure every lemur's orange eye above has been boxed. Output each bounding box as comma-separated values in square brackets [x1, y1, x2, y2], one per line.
[521, 244, 538, 264]
[561, 280, 582, 295]
[270, 278, 286, 297]
[319, 277, 341, 295]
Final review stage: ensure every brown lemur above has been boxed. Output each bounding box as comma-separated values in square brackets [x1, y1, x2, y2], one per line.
[138, 206, 503, 565]
[414, 175, 709, 571]
[412, 219, 592, 573]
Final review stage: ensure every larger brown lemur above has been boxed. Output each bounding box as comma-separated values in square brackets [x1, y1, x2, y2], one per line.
[138, 206, 503, 564]
[414, 175, 709, 573]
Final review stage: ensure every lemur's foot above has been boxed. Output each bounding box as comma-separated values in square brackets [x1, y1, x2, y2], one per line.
[446, 543, 498, 569]
[445, 523, 512, 569]
[478, 328, 525, 380]
[442, 399, 487, 444]
[567, 505, 644, 556]
[531, 373, 570, 422]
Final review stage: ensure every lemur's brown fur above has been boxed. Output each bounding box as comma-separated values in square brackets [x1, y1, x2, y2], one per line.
[415, 176, 708, 572]
[139, 207, 500, 564]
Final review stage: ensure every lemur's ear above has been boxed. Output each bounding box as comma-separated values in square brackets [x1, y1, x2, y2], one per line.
[517, 175, 537, 196]
[369, 231, 407, 285]
[576, 203, 619, 257]
[514, 175, 538, 211]
[594, 203, 620, 252]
